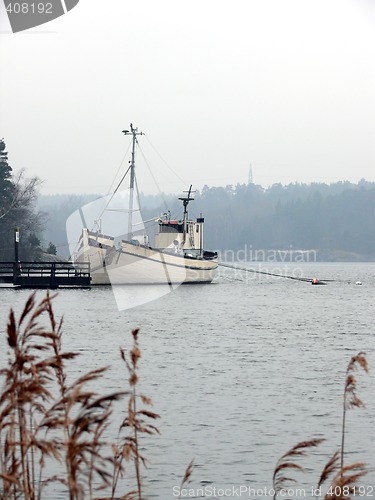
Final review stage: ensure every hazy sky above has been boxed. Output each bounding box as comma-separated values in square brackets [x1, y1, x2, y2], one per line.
[1, 0, 375, 195]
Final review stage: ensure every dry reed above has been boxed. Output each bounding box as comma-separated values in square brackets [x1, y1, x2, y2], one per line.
[109, 328, 160, 500]
[0, 294, 162, 500]
[177, 459, 194, 500]
[273, 352, 370, 500]
[340, 352, 368, 472]
[273, 439, 325, 499]
[1, 294, 372, 499]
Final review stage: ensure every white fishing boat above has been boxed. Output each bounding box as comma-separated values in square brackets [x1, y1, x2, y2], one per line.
[73, 124, 218, 286]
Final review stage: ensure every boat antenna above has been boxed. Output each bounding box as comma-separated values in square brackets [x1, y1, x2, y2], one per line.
[178, 184, 195, 246]
[122, 124, 143, 239]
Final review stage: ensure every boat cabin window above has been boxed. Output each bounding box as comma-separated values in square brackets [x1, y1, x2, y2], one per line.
[159, 222, 184, 233]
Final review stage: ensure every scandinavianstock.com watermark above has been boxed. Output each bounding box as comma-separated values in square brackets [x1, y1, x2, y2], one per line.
[2, 0, 79, 33]
[172, 484, 374, 498]
[218, 245, 317, 264]
[217, 245, 317, 284]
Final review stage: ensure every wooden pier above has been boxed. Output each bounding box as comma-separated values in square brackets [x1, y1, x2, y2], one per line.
[0, 261, 91, 288]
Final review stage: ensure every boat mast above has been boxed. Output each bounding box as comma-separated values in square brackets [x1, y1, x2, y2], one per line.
[122, 124, 143, 240]
[179, 185, 195, 246]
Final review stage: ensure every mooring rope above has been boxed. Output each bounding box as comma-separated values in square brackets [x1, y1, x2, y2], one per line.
[218, 262, 333, 283]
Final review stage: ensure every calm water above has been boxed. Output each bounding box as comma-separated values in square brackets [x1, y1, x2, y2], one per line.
[1, 262, 375, 499]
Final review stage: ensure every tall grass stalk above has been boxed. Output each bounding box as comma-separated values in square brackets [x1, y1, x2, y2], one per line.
[110, 328, 160, 500]
[0, 294, 159, 500]
[274, 351, 369, 500]
[340, 352, 368, 472]
[273, 439, 325, 499]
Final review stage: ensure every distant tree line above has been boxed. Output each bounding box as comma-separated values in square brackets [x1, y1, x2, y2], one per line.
[0, 139, 44, 261]
[189, 180, 375, 260]
[38, 180, 375, 261]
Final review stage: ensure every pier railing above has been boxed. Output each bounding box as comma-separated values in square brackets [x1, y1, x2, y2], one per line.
[0, 261, 91, 287]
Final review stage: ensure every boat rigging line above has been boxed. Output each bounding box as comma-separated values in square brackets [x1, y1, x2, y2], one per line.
[92, 163, 132, 231]
[92, 128, 142, 232]
[218, 262, 334, 284]
[144, 133, 188, 187]
[137, 141, 170, 213]
[106, 140, 132, 196]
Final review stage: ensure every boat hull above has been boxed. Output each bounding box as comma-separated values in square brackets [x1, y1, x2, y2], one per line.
[76, 231, 218, 285]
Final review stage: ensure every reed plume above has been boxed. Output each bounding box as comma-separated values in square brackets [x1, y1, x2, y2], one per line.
[178, 459, 194, 500]
[110, 328, 160, 500]
[320, 351, 369, 499]
[273, 439, 325, 499]
[0, 293, 126, 500]
[0, 292, 65, 499]
[273, 351, 370, 500]
[324, 463, 368, 500]
[317, 451, 340, 489]
[340, 352, 368, 472]
[1, 294, 165, 500]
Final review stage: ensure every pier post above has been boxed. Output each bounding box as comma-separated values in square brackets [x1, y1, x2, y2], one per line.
[14, 227, 19, 262]
[13, 227, 20, 284]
